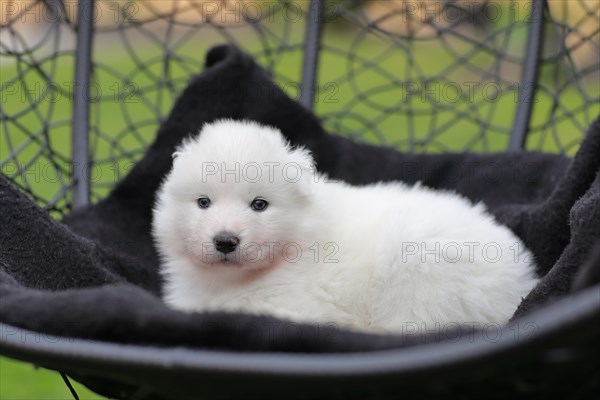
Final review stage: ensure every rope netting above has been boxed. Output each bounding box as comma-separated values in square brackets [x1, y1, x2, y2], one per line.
[1, 0, 599, 216]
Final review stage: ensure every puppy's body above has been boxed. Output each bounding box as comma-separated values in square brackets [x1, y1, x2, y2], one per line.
[153, 120, 538, 333]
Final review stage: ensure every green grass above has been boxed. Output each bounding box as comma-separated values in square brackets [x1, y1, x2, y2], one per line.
[0, 357, 104, 400]
[2, 19, 598, 212]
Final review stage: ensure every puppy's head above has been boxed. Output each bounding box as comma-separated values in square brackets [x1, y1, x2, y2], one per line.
[153, 119, 316, 271]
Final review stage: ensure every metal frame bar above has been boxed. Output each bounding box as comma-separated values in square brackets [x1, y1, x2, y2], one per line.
[71, 0, 94, 208]
[299, 0, 325, 110]
[508, 0, 546, 151]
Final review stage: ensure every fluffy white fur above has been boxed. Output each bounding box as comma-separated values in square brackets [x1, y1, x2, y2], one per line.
[153, 119, 539, 334]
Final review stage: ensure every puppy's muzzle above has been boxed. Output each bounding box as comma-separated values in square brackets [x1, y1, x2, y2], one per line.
[214, 232, 240, 254]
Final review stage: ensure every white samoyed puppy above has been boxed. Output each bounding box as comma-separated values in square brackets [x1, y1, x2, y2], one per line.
[153, 119, 539, 334]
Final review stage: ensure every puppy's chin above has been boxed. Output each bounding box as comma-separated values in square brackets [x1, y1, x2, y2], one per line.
[197, 253, 279, 271]
[206, 256, 244, 268]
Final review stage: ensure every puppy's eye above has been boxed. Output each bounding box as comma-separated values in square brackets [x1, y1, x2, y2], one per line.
[197, 197, 211, 209]
[250, 198, 269, 212]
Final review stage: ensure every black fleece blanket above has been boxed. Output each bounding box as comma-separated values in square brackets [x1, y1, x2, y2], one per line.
[1, 45, 599, 352]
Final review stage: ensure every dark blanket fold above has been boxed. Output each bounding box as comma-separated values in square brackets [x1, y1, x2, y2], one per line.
[1, 45, 599, 353]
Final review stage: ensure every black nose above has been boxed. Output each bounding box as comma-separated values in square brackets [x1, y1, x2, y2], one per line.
[214, 232, 239, 254]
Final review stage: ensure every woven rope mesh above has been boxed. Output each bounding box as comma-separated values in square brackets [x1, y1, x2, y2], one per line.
[1, 0, 599, 216]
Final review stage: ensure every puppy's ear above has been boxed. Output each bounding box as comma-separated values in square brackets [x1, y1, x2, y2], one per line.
[289, 146, 315, 170]
[288, 146, 318, 197]
[172, 134, 198, 160]
[172, 148, 186, 166]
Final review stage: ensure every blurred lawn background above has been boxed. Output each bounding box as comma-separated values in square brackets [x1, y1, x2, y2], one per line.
[0, 358, 102, 399]
[0, 0, 598, 398]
